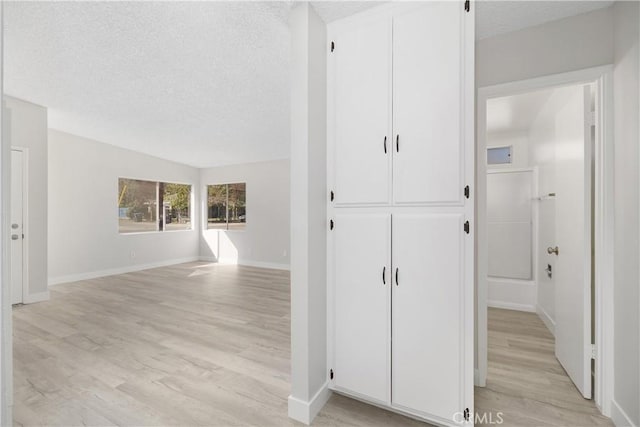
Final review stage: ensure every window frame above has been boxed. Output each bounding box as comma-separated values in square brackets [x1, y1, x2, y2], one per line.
[487, 145, 513, 165]
[205, 182, 247, 231]
[118, 177, 194, 235]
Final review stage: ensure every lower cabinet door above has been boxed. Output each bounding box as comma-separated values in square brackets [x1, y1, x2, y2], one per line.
[392, 213, 464, 422]
[332, 213, 391, 403]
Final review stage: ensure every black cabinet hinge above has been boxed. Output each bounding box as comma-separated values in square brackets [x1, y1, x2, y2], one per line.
[330, 190, 334, 202]
[331, 41, 335, 52]
[464, 0, 470, 12]
[330, 369, 334, 380]
[463, 408, 470, 421]
[464, 185, 470, 199]
[330, 219, 334, 230]
[464, 221, 470, 234]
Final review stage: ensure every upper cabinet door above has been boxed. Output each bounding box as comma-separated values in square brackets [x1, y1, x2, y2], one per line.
[392, 3, 464, 205]
[331, 16, 391, 206]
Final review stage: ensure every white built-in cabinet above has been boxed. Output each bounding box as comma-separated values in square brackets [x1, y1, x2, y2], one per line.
[327, 2, 474, 426]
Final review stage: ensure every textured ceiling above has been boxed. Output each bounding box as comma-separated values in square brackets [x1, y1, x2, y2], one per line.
[5, 1, 292, 168]
[476, 0, 613, 40]
[311, 1, 385, 23]
[4, 1, 615, 168]
[311, 0, 614, 38]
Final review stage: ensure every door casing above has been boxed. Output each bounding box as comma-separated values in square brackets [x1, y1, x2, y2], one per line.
[10, 147, 28, 305]
[476, 65, 615, 417]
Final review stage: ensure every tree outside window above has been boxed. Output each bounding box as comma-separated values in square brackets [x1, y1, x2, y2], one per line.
[118, 178, 192, 233]
[207, 183, 246, 230]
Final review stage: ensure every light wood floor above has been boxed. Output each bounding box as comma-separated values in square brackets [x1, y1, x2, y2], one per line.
[13, 263, 612, 426]
[13, 262, 424, 426]
[475, 308, 613, 426]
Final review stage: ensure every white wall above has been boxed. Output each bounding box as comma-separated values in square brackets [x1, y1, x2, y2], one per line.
[612, 1, 639, 425]
[199, 159, 290, 269]
[48, 130, 200, 284]
[5, 97, 48, 300]
[288, 2, 329, 424]
[477, 6, 613, 87]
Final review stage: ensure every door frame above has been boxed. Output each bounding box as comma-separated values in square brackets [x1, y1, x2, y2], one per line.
[476, 65, 614, 417]
[10, 147, 29, 304]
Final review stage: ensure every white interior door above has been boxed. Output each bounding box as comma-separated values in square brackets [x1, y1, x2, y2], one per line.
[553, 86, 591, 398]
[392, 3, 463, 205]
[392, 213, 464, 421]
[332, 213, 391, 403]
[11, 149, 24, 305]
[332, 15, 391, 205]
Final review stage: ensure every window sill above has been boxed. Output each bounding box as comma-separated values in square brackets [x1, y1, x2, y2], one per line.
[119, 229, 195, 236]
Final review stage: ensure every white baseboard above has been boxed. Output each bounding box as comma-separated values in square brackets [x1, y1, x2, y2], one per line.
[49, 256, 290, 286]
[199, 256, 290, 271]
[288, 382, 331, 425]
[237, 259, 290, 271]
[23, 290, 49, 304]
[536, 304, 556, 336]
[487, 300, 536, 313]
[48, 257, 201, 286]
[611, 399, 637, 427]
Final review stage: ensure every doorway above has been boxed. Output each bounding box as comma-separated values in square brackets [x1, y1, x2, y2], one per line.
[476, 66, 615, 422]
[10, 147, 27, 305]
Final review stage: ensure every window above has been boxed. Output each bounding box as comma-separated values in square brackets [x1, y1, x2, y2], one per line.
[487, 146, 512, 165]
[118, 179, 158, 233]
[207, 183, 246, 230]
[162, 183, 192, 231]
[118, 178, 192, 233]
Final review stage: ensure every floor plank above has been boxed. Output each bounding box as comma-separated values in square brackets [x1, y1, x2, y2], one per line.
[475, 308, 613, 426]
[13, 263, 421, 426]
[13, 264, 612, 426]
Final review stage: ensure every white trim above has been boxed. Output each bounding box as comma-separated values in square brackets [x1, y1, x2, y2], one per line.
[536, 304, 556, 336]
[1, 32, 13, 424]
[487, 300, 536, 313]
[10, 147, 29, 305]
[48, 256, 200, 286]
[288, 383, 332, 425]
[611, 400, 637, 427]
[22, 291, 49, 305]
[198, 256, 290, 271]
[486, 166, 534, 174]
[593, 69, 615, 417]
[235, 259, 289, 271]
[476, 65, 615, 418]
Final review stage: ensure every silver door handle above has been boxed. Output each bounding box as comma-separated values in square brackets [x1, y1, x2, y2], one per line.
[11, 224, 18, 229]
[547, 246, 559, 255]
[11, 235, 19, 240]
